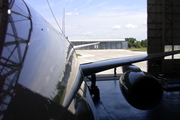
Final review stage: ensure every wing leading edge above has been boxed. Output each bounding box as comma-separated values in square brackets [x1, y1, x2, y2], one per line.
[81, 50, 180, 76]
[73, 42, 100, 49]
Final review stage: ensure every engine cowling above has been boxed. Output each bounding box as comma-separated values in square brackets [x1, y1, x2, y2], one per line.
[119, 65, 163, 110]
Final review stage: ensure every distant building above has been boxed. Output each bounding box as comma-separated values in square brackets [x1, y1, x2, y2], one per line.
[69, 38, 128, 49]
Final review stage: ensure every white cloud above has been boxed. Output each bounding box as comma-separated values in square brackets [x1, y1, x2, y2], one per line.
[81, 32, 95, 36]
[66, 12, 79, 15]
[73, 0, 93, 12]
[125, 24, 138, 29]
[111, 25, 121, 30]
[111, 34, 118, 37]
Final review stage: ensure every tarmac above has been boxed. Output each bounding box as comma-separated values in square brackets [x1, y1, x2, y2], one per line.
[76, 49, 147, 74]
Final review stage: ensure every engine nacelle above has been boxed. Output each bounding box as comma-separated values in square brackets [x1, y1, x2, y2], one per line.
[122, 65, 141, 73]
[120, 65, 163, 110]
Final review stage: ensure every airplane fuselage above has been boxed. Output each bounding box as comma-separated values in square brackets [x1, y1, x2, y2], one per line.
[0, 0, 97, 119]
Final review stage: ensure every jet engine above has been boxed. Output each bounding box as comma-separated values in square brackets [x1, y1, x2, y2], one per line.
[119, 65, 163, 110]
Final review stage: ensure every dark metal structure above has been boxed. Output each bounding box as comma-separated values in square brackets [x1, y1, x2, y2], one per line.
[148, 0, 180, 77]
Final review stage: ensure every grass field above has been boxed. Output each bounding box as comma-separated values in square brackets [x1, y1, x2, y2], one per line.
[76, 54, 82, 56]
[125, 47, 147, 51]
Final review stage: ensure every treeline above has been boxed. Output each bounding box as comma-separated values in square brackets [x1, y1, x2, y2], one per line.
[125, 38, 147, 48]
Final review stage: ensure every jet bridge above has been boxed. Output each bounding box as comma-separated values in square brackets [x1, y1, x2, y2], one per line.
[0, 1, 32, 117]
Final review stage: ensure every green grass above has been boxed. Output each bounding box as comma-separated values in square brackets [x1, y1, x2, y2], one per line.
[76, 54, 82, 56]
[125, 47, 147, 52]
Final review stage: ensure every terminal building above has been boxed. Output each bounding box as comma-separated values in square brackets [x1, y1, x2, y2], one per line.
[69, 38, 128, 49]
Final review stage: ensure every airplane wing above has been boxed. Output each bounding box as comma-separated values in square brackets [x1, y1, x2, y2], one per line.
[73, 42, 100, 49]
[81, 50, 180, 76]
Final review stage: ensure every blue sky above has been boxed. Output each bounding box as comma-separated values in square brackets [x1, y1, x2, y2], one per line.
[25, 0, 147, 40]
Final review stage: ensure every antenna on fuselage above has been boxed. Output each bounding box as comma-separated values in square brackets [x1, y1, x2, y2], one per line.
[47, 0, 65, 36]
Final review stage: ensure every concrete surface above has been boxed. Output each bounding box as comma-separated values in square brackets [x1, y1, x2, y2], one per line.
[76, 49, 147, 74]
[90, 80, 180, 120]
